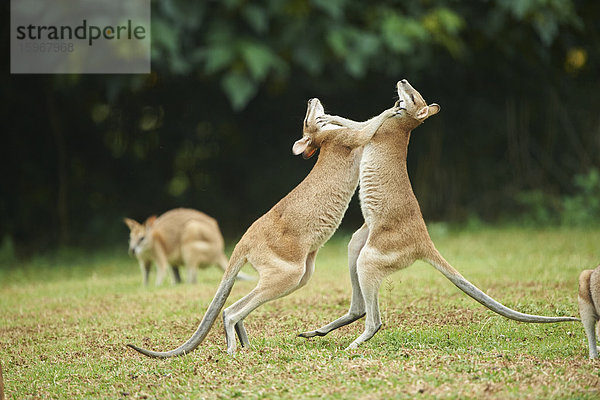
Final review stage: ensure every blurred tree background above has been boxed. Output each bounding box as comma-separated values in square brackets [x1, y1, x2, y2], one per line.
[1, 0, 599, 257]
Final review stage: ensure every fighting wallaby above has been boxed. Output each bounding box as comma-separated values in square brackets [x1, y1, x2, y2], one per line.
[300, 80, 578, 349]
[127, 99, 402, 357]
[124, 208, 251, 286]
[578, 265, 600, 359]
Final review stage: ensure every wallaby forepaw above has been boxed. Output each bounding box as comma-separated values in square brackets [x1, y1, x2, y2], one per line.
[393, 106, 407, 116]
[316, 115, 331, 128]
[317, 115, 342, 128]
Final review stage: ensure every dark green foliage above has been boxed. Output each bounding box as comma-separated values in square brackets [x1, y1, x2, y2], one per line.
[517, 168, 600, 226]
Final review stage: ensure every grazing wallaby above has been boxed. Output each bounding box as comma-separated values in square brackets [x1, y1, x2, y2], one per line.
[124, 208, 251, 286]
[127, 98, 402, 357]
[578, 265, 600, 359]
[299, 80, 578, 349]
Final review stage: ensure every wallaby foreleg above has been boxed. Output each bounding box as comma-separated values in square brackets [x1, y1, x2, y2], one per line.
[317, 115, 366, 130]
[299, 224, 369, 338]
[138, 259, 151, 286]
[317, 106, 402, 133]
[319, 108, 400, 149]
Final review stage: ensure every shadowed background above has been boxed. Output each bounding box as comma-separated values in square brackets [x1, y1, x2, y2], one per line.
[1, 0, 599, 256]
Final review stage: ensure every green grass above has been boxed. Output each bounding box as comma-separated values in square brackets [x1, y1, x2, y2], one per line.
[1, 226, 600, 399]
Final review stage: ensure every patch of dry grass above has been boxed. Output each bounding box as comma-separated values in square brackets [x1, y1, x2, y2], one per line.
[1, 227, 599, 399]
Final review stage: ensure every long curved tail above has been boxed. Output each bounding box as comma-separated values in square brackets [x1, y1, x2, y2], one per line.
[218, 253, 255, 282]
[127, 255, 247, 358]
[424, 250, 579, 323]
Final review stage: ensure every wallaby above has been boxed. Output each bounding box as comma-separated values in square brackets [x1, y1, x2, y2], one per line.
[578, 265, 600, 359]
[299, 80, 578, 349]
[124, 208, 252, 286]
[127, 99, 402, 357]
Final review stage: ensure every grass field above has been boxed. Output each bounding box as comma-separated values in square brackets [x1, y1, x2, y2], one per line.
[1, 226, 600, 399]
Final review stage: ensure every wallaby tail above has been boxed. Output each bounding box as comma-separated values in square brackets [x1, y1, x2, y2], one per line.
[424, 250, 579, 323]
[218, 253, 255, 281]
[127, 254, 248, 358]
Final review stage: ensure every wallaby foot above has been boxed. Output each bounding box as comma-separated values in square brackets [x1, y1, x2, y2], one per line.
[235, 321, 250, 348]
[299, 312, 366, 338]
[345, 323, 381, 350]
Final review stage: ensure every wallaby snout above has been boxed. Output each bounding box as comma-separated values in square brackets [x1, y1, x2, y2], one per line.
[305, 98, 325, 126]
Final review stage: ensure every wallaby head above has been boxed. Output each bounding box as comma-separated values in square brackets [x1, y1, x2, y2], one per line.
[124, 216, 155, 256]
[292, 98, 333, 159]
[395, 79, 440, 130]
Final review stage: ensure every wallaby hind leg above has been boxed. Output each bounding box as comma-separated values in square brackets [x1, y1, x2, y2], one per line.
[234, 321, 251, 348]
[579, 269, 599, 359]
[171, 266, 182, 284]
[153, 241, 171, 286]
[223, 261, 307, 354]
[346, 246, 391, 350]
[579, 296, 599, 359]
[296, 250, 317, 290]
[299, 224, 369, 338]
[182, 240, 216, 284]
[581, 310, 598, 359]
[187, 265, 198, 284]
[229, 249, 312, 348]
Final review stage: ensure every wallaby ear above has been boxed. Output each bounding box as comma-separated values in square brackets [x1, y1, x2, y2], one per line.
[144, 215, 157, 227]
[428, 103, 441, 116]
[124, 217, 140, 231]
[292, 136, 312, 155]
[416, 104, 441, 121]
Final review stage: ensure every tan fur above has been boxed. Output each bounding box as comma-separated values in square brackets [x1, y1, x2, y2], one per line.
[578, 265, 600, 358]
[124, 208, 242, 286]
[127, 98, 401, 357]
[300, 80, 577, 349]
